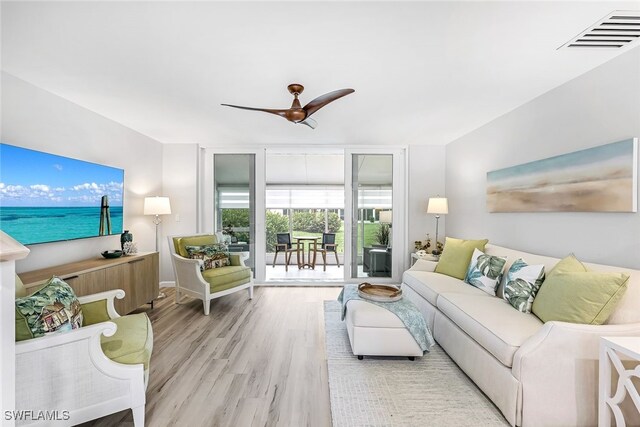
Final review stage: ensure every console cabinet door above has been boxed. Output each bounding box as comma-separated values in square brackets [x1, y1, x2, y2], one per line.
[105, 254, 159, 314]
[131, 253, 159, 306]
[105, 263, 133, 314]
[63, 270, 107, 297]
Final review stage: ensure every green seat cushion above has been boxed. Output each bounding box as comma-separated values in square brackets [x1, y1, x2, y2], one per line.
[174, 235, 217, 258]
[532, 271, 629, 325]
[101, 313, 153, 370]
[435, 237, 489, 280]
[201, 266, 252, 293]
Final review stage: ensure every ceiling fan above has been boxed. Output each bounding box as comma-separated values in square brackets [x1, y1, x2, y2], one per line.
[221, 84, 354, 129]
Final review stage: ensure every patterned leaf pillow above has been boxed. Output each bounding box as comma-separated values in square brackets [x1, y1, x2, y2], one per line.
[15, 277, 83, 340]
[503, 259, 545, 313]
[464, 248, 507, 295]
[185, 244, 230, 271]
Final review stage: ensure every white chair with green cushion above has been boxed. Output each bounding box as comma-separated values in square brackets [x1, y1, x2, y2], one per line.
[168, 233, 254, 315]
[14, 275, 151, 426]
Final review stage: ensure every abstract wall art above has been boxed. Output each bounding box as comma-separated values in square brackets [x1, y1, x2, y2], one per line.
[487, 138, 637, 213]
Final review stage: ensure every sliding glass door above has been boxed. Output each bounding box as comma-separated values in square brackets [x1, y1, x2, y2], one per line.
[204, 148, 266, 281]
[344, 149, 405, 283]
[213, 154, 256, 271]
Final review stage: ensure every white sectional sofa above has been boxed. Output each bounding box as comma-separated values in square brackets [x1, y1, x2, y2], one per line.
[402, 244, 640, 427]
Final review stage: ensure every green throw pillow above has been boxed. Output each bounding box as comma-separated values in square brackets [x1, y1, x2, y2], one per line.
[531, 254, 587, 317]
[464, 248, 507, 295]
[503, 259, 545, 313]
[186, 244, 230, 271]
[546, 254, 586, 279]
[532, 271, 629, 325]
[15, 277, 83, 341]
[435, 237, 489, 280]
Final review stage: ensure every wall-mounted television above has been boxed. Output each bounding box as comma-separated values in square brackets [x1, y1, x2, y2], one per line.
[0, 143, 124, 245]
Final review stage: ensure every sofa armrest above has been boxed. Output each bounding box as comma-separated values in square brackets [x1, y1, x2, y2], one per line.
[78, 289, 125, 322]
[16, 321, 118, 354]
[409, 259, 438, 272]
[512, 321, 640, 425]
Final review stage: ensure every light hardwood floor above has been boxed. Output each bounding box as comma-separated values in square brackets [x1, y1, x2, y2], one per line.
[82, 286, 340, 427]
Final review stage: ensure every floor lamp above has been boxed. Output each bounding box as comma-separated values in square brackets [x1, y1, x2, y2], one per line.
[144, 196, 171, 299]
[427, 197, 448, 255]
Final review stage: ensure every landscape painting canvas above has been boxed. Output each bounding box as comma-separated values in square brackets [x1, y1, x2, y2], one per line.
[0, 143, 124, 244]
[487, 138, 637, 213]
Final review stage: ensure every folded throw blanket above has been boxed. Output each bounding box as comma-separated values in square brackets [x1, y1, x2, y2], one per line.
[338, 284, 435, 354]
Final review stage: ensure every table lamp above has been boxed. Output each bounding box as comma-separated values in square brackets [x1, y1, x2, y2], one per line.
[427, 197, 448, 255]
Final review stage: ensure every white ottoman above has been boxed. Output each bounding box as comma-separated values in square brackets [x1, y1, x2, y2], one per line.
[345, 299, 423, 359]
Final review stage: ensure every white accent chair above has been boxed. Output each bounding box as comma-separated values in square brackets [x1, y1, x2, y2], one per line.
[168, 233, 254, 315]
[15, 289, 149, 427]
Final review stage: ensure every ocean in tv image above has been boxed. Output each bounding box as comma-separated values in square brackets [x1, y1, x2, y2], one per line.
[0, 144, 124, 245]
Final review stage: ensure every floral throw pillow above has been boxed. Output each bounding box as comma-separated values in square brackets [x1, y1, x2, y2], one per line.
[186, 244, 230, 271]
[15, 277, 83, 339]
[503, 259, 545, 313]
[464, 248, 507, 295]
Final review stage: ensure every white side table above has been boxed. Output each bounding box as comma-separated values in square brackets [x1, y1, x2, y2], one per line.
[599, 336, 640, 427]
[410, 252, 439, 266]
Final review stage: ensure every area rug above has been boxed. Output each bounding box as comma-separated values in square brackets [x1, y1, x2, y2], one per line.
[324, 301, 509, 427]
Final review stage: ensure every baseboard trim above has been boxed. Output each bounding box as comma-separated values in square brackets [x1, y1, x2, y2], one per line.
[160, 281, 176, 288]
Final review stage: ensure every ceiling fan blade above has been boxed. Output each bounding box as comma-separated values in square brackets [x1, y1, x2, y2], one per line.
[299, 117, 318, 129]
[221, 104, 288, 118]
[302, 88, 355, 118]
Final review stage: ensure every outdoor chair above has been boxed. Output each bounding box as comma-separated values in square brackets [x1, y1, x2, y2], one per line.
[313, 232, 340, 271]
[273, 233, 298, 272]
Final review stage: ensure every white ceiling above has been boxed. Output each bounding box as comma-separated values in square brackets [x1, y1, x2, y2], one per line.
[2, 1, 639, 146]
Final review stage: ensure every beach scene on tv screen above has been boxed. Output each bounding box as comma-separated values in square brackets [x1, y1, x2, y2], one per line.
[0, 144, 124, 245]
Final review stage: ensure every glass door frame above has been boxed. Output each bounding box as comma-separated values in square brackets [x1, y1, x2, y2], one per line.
[344, 147, 407, 283]
[202, 147, 267, 282]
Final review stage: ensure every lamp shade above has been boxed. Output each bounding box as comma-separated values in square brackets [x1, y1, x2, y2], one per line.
[379, 210, 392, 224]
[144, 196, 172, 215]
[427, 197, 448, 215]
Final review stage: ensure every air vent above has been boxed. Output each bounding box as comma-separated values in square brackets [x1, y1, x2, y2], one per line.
[560, 10, 640, 49]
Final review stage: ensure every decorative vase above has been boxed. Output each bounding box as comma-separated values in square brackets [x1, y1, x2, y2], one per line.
[120, 230, 133, 250]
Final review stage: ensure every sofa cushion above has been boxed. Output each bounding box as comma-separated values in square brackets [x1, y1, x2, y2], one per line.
[464, 248, 507, 296]
[173, 235, 217, 258]
[435, 237, 489, 280]
[532, 271, 629, 325]
[201, 266, 252, 293]
[403, 270, 489, 307]
[101, 313, 153, 370]
[437, 293, 543, 367]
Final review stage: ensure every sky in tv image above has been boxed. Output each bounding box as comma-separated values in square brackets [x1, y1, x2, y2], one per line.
[0, 144, 124, 244]
[0, 143, 123, 207]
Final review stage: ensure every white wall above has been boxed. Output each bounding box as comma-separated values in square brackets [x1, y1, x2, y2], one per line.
[160, 143, 200, 283]
[407, 144, 446, 261]
[1, 73, 164, 273]
[445, 48, 640, 269]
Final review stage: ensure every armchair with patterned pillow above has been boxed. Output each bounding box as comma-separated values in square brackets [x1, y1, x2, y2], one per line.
[168, 233, 254, 315]
[14, 275, 151, 426]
